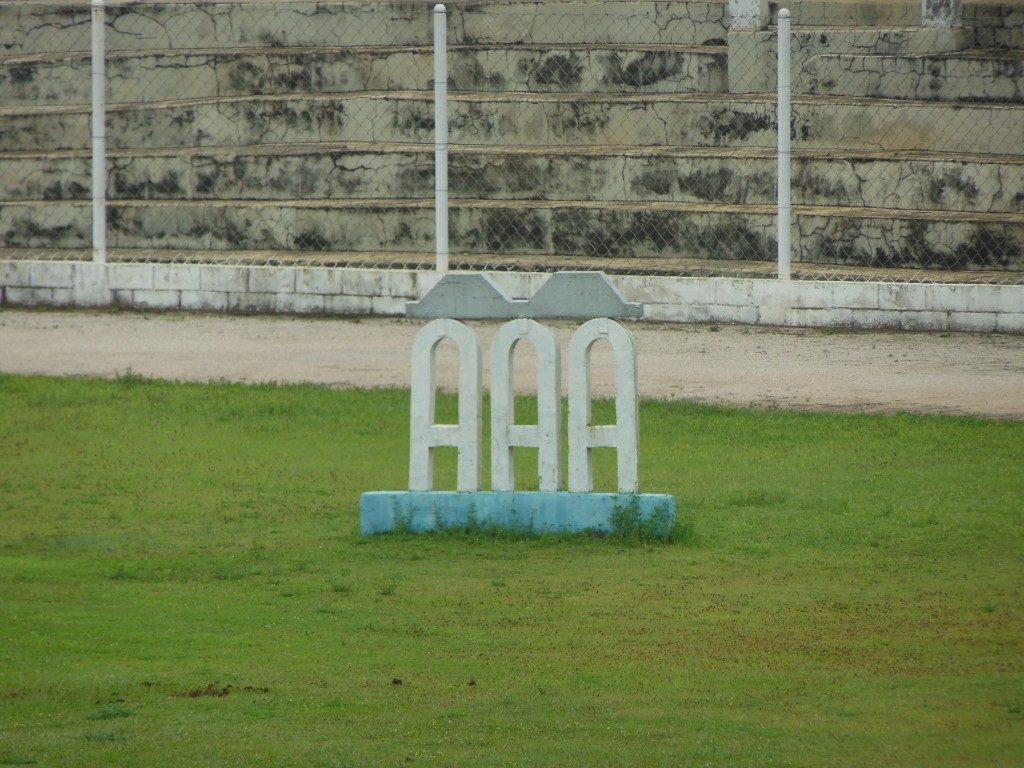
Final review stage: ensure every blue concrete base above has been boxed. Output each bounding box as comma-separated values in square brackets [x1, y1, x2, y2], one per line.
[359, 491, 676, 538]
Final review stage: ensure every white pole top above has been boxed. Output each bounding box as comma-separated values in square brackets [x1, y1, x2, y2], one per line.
[434, 3, 445, 12]
[778, 8, 790, 17]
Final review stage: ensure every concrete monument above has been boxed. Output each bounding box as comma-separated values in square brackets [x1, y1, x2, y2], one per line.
[359, 272, 676, 537]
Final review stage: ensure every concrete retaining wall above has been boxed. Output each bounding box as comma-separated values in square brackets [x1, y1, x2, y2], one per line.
[2, 260, 1021, 333]
[1, 1, 1021, 278]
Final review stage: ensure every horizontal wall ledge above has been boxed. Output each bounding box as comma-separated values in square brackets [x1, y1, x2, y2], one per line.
[1, 260, 1022, 334]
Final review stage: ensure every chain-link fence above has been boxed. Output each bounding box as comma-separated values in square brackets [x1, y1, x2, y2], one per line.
[789, 20, 1024, 283]
[441, 2, 778, 277]
[101, 0, 440, 265]
[0, 1, 93, 261]
[1, 0, 1021, 284]
[0, 0, 441, 268]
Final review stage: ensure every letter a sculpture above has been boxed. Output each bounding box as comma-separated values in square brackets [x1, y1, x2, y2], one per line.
[359, 272, 676, 537]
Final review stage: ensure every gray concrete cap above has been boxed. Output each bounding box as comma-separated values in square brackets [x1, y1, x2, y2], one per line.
[406, 273, 519, 319]
[525, 272, 643, 319]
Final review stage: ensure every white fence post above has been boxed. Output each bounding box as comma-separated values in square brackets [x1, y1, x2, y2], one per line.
[90, 0, 107, 264]
[776, 8, 791, 281]
[433, 3, 449, 274]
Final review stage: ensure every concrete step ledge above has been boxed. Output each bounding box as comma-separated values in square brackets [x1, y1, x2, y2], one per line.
[0, 1, 728, 55]
[803, 50, 1024, 102]
[0, 44, 729, 107]
[766, 0, 1024, 28]
[2, 248, 1022, 284]
[3, 198, 1021, 271]
[768, 1, 924, 27]
[2, 145, 1020, 214]
[1, 92, 1021, 154]
[727, 25, 971, 92]
[6, 196, 1023, 219]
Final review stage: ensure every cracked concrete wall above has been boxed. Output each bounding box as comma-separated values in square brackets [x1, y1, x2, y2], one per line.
[968, 4, 1024, 48]
[6, 149, 1022, 216]
[769, 2, 924, 27]
[0, 1, 727, 54]
[728, 25, 969, 94]
[0, 46, 728, 106]
[801, 51, 1024, 102]
[729, 0, 768, 29]
[3, 93, 1021, 154]
[5, 92, 1022, 154]
[1, 0, 1022, 280]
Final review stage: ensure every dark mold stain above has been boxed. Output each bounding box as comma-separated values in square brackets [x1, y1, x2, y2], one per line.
[530, 53, 583, 88]
[699, 108, 774, 143]
[195, 169, 219, 194]
[633, 168, 675, 196]
[296, 228, 331, 251]
[551, 209, 681, 258]
[927, 172, 980, 206]
[609, 52, 681, 88]
[554, 102, 609, 134]
[955, 227, 1020, 269]
[473, 209, 547, 252]
[3, 217, 78, 247]
[451, 57, 506, 90]
[394, 158, 435, 197]
[257, 31, 287, 48]
[112, 170, 183, 199]
[675, 168, 747, 202]
[212, 218, 250, 249]
[394, 106, 434, 134]
[7, 62, 34, 84]
[794, 170, 849, 203]
[859, 222, 1022, 271]
[392, 221, 416, 245]
[452, 155, 550, 198]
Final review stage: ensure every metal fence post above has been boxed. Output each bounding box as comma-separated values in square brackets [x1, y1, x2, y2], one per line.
[434, 3, 449, 274]
[90, 0, 107, 263]
[776, 8, 791, 281]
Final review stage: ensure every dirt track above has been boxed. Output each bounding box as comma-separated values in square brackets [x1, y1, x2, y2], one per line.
[1, 309, 1022, 419]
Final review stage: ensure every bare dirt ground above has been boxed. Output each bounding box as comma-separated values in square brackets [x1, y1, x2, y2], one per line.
[2, 308, 1022, 419]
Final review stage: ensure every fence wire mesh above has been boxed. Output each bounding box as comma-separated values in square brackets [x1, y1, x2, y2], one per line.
[0, 0, 442, 268]
[99, 0, 440, 264]
[0, 1, 94, 261]
[443, 2, 777, 277]
[787, 19, 1024, 283]
[1, 0, 1021, 285]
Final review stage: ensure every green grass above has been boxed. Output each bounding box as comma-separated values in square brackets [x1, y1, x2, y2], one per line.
[0, 373, 1022, 767]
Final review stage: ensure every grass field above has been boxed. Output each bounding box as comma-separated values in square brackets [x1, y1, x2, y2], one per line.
[1, 373, 1022, 767]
